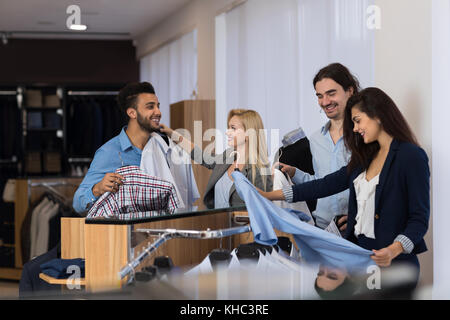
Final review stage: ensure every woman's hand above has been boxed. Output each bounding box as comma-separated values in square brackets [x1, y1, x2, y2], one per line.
[159, 123, 173, 137]
[160, 124, 184, 144]
[371, 242, 403, 267]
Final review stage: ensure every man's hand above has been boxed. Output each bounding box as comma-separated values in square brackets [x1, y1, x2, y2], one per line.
[92, 173, 124, 197]
[275, 162, 296, 178]
[336, 215, 348, 232]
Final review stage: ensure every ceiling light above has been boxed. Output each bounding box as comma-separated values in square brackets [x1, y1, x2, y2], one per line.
[69, 24, 87, 31]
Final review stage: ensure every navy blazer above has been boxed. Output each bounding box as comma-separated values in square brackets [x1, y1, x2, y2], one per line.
[291, 139, 430, 261]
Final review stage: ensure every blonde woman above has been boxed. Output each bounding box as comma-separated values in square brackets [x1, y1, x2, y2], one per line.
[160, 109, 273, 209]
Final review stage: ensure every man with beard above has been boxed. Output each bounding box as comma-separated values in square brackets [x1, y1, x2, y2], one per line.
[72, 82, 162, 214]
[278, 63, 359, 231]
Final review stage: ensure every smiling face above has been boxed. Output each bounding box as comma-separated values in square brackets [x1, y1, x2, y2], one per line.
[315, 78, 354, 120]
[351, 105, 382, 144]
[133, 93, 161, 133]
[226, 115, 247, 149]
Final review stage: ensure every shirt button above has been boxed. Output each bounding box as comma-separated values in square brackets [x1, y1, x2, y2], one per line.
[375, 214, 380, 220]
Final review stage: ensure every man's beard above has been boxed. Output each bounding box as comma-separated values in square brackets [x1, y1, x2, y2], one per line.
[137, 110, 159, 133]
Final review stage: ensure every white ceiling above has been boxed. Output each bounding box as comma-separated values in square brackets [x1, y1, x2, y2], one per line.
[0, 0, 193, 40]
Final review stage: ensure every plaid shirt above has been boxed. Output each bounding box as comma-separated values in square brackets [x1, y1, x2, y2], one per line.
[87, 165, 180, 219]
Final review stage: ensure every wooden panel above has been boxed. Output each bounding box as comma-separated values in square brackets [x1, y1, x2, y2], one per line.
[39, 273, 85, 286]
[0, 268, 22, 280]
[61, 218, 85, 259]
[84, 223, 129, 292]
[170, 100, 215, 210]
[0, 39, 138, 85]
[132, 211, 233, 269]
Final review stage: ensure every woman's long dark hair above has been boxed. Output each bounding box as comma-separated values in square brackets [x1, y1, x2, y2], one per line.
[343, 87, 419, 172]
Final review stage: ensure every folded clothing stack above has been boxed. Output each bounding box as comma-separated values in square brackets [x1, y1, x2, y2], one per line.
[40, 258, 85, 279]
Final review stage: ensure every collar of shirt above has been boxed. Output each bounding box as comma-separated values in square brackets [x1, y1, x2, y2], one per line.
[119, 126, 143, 155]
[282, 127, 306, 147]
[150, 132, 171, 155]
[320, 121, 332, 136]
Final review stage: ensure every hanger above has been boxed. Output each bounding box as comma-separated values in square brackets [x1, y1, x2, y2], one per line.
[251, 242, 273, 254]
[277, 236, 292, 255]
[209, 248, 232, 269]
[230, 151, 241, 171]
[236, 243, 260, 262]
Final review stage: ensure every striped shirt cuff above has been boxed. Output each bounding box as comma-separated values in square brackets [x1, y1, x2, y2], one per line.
[282, 186, 294, 203]
[394, 235, 414, 254]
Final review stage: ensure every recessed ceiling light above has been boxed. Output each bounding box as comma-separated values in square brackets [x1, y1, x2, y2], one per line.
[69, 24, 87, 31]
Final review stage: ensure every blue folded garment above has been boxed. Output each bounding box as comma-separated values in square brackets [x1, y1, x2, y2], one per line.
[40, 258, 85, 279]
[231, 171, 375, 274]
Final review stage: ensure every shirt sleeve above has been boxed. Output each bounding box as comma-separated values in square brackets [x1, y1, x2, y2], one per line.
[190, 145, 216, 170]
[282, 186, 294, 203]
[72, 148, 110, 214]
[394, 235, 414, 254]
[292, 167, 317, 184]
[400, 146, 430, 246]
[291, 166, 350, 203]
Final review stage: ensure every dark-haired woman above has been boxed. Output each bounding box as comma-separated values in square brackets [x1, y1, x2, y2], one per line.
[261, 87, 429, 284]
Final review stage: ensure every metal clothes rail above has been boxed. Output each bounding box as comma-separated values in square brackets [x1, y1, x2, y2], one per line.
[28, 181, 79, 205]
[118, 225, 252, 280]
[67, 91, 118, 96]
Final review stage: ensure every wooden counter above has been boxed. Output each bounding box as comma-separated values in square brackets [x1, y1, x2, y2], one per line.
[60, 206, 249, 292]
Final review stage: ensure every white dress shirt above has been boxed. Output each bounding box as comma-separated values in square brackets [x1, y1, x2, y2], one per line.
[140, 133, 200, 209]
[353, 171, 379, 239]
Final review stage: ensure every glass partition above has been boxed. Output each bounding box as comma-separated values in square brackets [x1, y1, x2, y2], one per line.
[85, 205, 247, 225]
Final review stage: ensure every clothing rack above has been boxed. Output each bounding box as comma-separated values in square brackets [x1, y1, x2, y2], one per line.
[28, 181, 79, 206]
[0, 157, 18, 164]
[0, 90, 16, 95]
[119, 225, 252, 280]
[67, 91, 118, 96]
[68, 157, 92, 163]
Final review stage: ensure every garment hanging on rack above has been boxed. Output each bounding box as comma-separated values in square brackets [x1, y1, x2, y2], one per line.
[183, 243, 319, 300]
[140, 132, 200, 209]
[0, 95, 20, 161]
[66, 95, 126, 159]
[21, 191, 78, 263]
[231, 171, 375, 274]
[87, 165, 180, 219]
[273, 127, 316, 213]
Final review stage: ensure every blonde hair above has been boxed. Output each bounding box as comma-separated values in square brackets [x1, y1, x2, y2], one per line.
[227, 109, 270, 188]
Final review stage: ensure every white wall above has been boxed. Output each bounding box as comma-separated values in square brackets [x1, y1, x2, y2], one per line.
[374, 0, 433, 287]
[135, 0, 237, 101]
[431, 0, 450, 300]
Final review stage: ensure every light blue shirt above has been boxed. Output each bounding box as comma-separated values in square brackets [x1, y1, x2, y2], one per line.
[231, 171, 374, 273]
[292, 121, 351, 229]
[72, 126, 143, 213]
[214, 172, 234, 209]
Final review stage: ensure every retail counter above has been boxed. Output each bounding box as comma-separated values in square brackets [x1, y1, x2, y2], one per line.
[58, 206, 248, 292]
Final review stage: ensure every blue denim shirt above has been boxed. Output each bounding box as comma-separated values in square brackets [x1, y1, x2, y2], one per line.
[292, 121, 350, 228]
[72, 127, 143, 213]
